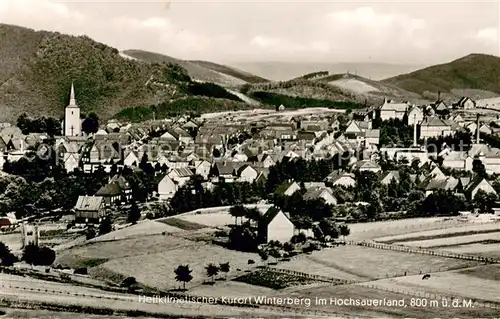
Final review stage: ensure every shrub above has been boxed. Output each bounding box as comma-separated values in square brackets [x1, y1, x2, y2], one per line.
[74, 267, 88, 275]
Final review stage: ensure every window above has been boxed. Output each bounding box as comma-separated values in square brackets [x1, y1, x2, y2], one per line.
[71, 111, 74, 115]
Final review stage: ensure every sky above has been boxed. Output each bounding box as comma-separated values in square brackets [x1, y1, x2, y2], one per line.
[0, 0, 499, 65]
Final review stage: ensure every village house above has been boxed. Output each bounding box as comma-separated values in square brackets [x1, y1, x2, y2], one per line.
[302, 187, 337, 205]
[378, 99, 411, 121]
[236, 164, 259, 183]
[352, 160, 381, 173]
[419, 116, 453, 139]
[454, 97, 476, 110]
[95, 175, 132, 206]
[167, 168, 193, 187]
[406, 106, 424, 126]
[74, 195, 106, 224]
[274, 181, 301, 196]
[324, 171, 356, 187]
[380, 170, 400, 185]
[195, 159, 212, 180]
[158, 175, 178, 201]
[464, 177, 497, 200]
[258, 207, 295, 243]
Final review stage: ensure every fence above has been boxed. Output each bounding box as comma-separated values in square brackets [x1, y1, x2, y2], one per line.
[346, 240, 499, 263]
[266, 266, 357, 285]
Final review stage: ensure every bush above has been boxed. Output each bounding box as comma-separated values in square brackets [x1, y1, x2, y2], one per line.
[22, 244, 56, 266]
[121, 276, 137, 287]
[74, 267, 88, 275]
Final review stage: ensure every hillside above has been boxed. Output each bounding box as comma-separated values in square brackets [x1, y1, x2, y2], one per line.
[232, 61, 424, 81]
[243, 73, 429, 109]
[122, 50, 268, 87]
[383, 54, 500, 101]
[0, 24, 246, 123]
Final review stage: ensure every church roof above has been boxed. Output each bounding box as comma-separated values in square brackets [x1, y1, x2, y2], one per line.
[66, 82, 79, 108]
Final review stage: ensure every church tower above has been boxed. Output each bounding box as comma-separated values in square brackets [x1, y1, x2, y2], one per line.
[64, 82, 81, 137]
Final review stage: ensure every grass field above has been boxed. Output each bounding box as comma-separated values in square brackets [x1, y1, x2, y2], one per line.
[402, 232, 500, 248]
[346, 218, 467, 241]
[372, 271, 500, 304]
[92, 220, 184, 242]
[439, 243, 500, 258]
[458, 264, 500, 281]
[274, 283, 498, 317]
[189, 280, 275, 298]
[178, 212, 234, 228]
[56, 234, 197, 269]
[97, 242, 262, 290]
[159, 217, 208, 231]
[374, 222, 500, 243]
[275, 246, 479, 281]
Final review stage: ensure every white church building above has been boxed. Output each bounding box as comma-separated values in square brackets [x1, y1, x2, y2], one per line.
[64, 83, 82, 137]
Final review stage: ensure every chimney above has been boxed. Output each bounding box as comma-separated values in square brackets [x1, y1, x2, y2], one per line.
[413, 114, 417, 147]
[437, 91, 441, 102]
[476, 114, 480, 144]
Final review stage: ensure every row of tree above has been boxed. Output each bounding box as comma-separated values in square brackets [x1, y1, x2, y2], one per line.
[173, 262, 230, 290]
[0, 242, 56, 267]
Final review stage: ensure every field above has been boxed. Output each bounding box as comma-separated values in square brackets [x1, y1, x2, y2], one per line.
[189, 280, 275, 298]
[92, 220, 184, 242]
[275, 246, 479, 281]
[274, 283, 498, 317]
[402, 232, 500, 248]
[373, 221, 500, 243]
[56, 234, 197, 269]
[178, 212, 234, 228]
[371, 270, 500, 304]
[329, 78, 380, 94]
[98, 242, 262, 290]
[346, 217, 467, 240]
[439, 243, 500, 258]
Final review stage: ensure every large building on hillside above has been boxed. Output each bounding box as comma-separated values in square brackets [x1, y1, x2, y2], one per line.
[64, 83, 82, 137]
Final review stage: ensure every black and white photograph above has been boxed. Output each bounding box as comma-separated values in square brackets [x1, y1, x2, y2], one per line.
[0, 0, 500, 318]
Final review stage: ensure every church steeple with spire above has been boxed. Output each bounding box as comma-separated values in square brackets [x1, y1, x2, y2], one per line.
[64, 82, 81, 136]
[68, 82, 77, 107]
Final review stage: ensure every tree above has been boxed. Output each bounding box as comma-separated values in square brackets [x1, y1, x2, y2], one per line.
[128, 201, 141, 224]
[38, 247, 56, 266]
[219, 262, 230, 280]
[229, 205, 247, 225]
[22, 245, 55, 266]
[22, 244, 39, 265]
[99, 217, 113, 235]
[205, 263, 219, 283]
[472, 158, 487, 178]
[473, 190, 497, 213]
[0, 242, 15, 266]
[174, 264, 193, 290]
[245, 207, 261, 222]
[82, 112, 99, 135]
[339, 224, 350, 240]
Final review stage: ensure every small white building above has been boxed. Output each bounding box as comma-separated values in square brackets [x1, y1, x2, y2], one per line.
[237, 164, 259, 183]
[259, 207, 294, 243]
[158, 175, 177, 201]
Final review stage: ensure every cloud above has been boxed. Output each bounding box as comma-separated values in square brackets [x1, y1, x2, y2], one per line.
[0, 1, 497, 64]
[0, 0, 85, 30]
[476, 27, 498, 43]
